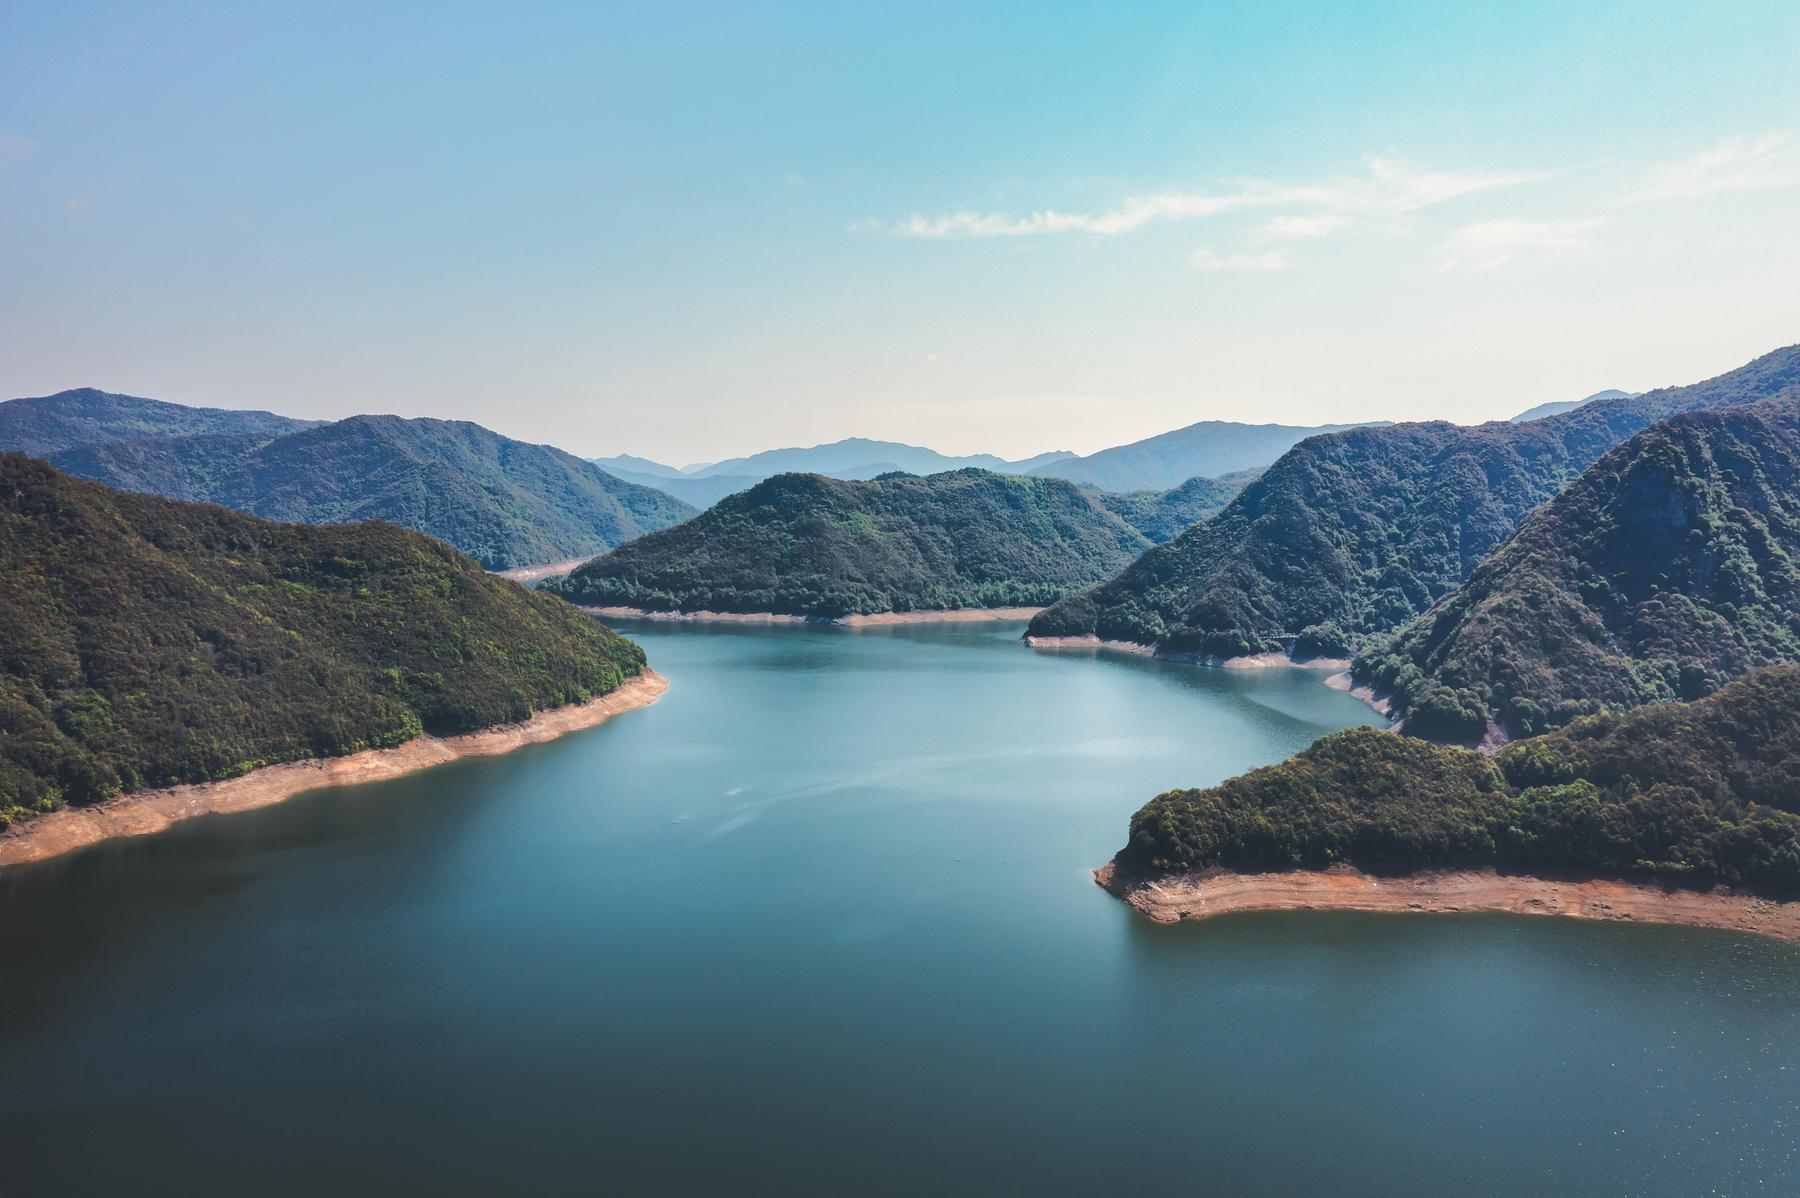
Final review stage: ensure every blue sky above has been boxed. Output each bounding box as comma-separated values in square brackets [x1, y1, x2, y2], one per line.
[3, 1, 1798, 464]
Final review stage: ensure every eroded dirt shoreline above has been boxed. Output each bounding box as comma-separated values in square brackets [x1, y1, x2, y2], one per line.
[0, 670, 669, 871]
[1097, 862, 1800, 942]
[1022, 634, 1348, 672]
[583, 605, 1044, 626]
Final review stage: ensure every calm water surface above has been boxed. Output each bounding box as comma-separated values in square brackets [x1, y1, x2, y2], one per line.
[2, 621, 1796, 1196]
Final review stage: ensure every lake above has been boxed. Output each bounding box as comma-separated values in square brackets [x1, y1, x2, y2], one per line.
[1, 620, 1796, 1196]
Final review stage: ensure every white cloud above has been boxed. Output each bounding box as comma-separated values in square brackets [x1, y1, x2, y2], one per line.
[1190, 246, 1293, 272]
[1439, 218, 1601, 270]
[1263, 213, 1350, 240]
[1627, 132, 1799, 202]
[882, 154, 1549, 240]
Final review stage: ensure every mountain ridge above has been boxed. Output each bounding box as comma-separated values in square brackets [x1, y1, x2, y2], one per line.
[1355, 399, 1800, 742]
[47, 410, 696, 570]
[1027, 344, 1800, 659]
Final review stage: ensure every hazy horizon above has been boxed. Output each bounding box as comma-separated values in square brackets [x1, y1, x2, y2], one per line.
[4, 2, 1798, 462]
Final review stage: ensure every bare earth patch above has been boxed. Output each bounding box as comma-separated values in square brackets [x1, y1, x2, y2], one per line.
[583, 606, 1043, 626]
[1097, 861, 1800, 943]
[495, 557, 595, 582]
[0, 671, 668, 871]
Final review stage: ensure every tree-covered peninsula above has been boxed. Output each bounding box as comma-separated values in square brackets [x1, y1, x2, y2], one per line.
[1116, 664, 1800, 897]
[1028, 344, 1800, 659]
[1355, 401, 1800, 742]
[0, 454, 649, 831]
[543, 468, 1154, 616]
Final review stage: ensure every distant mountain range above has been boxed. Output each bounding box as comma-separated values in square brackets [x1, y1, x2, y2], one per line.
[0, 452, 647, 829]
[0, 391, 694, 571]
[595, 423, 1367, 511]
[1509, 389, 1633, 423]
[544, 468, 1153, 617]
[1028, 344, 1800, 659]
[1029, 420, 1376, 492]
[592, 438, 1078, 509]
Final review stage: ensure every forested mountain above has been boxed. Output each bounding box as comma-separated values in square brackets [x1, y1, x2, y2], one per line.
[1028, 344, 1800, 659]
[50, 414, 695, 570]
[1029, 420, 1372, 492]
[0, 388, 317, 457]
[543, 468, 1152, 616]
[1355, 401, 1800, 742]
[1098, 471, 1259, 543]
[0, 454, 647, 831]
[1113, 665, 1800, 898]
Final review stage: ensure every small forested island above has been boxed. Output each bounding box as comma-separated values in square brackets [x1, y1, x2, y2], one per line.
[1028, 345, 1800, 661]
[1, 390, 695, 570]
[1104, 666, 1800, 938]
[1355, 400, 1800, 742]
[0, 453, 660, 854]
[542, 468, 1155, 618]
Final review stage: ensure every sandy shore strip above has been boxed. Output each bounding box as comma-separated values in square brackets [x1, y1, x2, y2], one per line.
[1096, 862, 1800, 943]
[1023, 634, 1347, 672]
[1324, 669, 1393, 716]
[495, 556, 595, 583]
[0, 670, 668, 871]
[583, 605, 1044, 626]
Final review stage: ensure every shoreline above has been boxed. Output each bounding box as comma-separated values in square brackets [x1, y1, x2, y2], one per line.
[1323, 669, 1393, 716]
[583, 605, 1044, 627]
[1096, 862, 1800, 943]
[0, 670, 668, 872]
[1022, 634, 1348, 672]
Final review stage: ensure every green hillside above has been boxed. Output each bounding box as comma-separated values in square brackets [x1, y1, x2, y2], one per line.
[1029, 344, 1800, 659]
[543, 468, 1152, 616]
[50, 413, 695, 570]
[1355, 401, 1800, 742]
[1116, 665, 1800, 897]
[0, 454, 647, 830]
[0, 387, 317, 457]
[1099, 471, 1259, 543]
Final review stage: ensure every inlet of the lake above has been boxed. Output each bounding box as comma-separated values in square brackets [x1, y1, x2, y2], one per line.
[2, 621, 1796, 1195]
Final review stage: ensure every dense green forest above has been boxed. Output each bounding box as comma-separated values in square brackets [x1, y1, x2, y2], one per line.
[0, 454, 647, 831]
[1356, 402, 1800, 741]
[1029, 345, 1800, 659]
[543, 468, 1153, 616]
[48, 412, 695, 570]
[1099, 470, 1258, 543]
[1117, 665, 1800, 896]
[0, 387, 317, 457]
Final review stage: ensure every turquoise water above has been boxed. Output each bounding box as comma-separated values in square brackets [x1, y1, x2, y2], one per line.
[1, 620, 1796, 1196]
